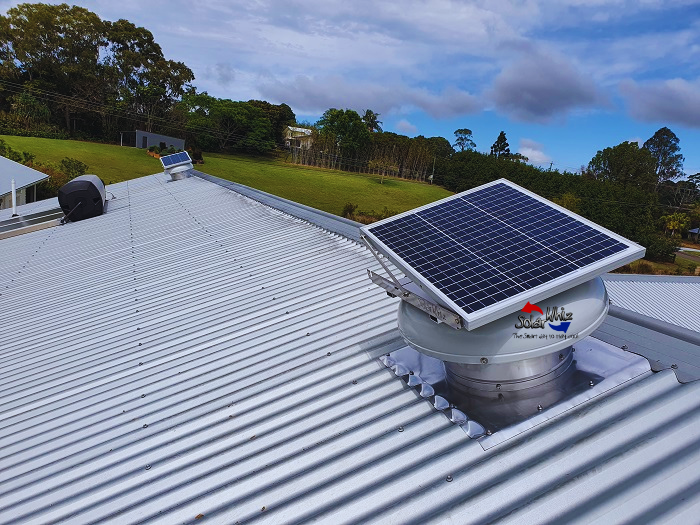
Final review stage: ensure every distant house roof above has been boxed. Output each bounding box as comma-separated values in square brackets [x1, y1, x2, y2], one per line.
[603, 273, 700, 333]
[1, 172, 699, 523]
[286, 125, 313, 136]
[0, 155, 48, 196]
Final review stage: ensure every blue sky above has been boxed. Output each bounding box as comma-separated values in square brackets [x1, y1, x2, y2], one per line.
[3, 0, 699, 175]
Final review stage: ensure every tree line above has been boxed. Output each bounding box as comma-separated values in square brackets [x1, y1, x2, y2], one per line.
[0, 3, 294, 153]
[1, 3, 698, 262]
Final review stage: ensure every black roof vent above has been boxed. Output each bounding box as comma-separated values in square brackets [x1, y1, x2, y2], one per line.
[58, 175, 106, 222]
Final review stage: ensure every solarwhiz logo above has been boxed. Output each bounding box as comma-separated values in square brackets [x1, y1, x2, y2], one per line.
[515, 301, 573, 333]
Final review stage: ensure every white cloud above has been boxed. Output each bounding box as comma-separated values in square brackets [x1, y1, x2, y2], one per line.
[258, 75, 479, 119]
[620, 78, 700, 128]
[519, 138, 551, 165]
[396, 119, 418, 135]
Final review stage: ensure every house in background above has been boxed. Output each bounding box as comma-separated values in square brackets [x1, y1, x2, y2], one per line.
[119, 130, 185, 151]
[0, 155, 47, 210]
[284, 126, 313, 150]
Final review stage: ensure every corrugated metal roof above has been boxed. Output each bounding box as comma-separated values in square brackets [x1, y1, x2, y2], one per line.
[603, 274, 700, 333]
[0, 195, 58, 220]
[1, 173, 699, 524]
[0, 155, 48, 196]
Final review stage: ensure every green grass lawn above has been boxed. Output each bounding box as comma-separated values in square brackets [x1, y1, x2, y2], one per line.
[197, 153, 452, 216]
[1, 135, 163, 183]
[1, 135, 452, 217]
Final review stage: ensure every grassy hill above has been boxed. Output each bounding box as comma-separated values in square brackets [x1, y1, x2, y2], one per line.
[1, 136, 452, 216]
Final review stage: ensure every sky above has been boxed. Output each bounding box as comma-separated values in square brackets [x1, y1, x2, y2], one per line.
[2, 0, 699, 175]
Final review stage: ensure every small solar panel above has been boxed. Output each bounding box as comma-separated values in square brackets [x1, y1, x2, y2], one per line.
[160, 151, 191, 168]
[361, 179, 644, 329]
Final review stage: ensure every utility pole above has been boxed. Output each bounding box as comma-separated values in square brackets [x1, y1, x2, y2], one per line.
[430, 156, 435, 184]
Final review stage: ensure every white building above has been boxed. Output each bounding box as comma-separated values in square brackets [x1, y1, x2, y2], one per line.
[0, 155, 47, 210]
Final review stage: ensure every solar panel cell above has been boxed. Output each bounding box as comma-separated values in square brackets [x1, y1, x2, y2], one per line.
[362, 179, 644, 328]
[160, 151, 191, 168]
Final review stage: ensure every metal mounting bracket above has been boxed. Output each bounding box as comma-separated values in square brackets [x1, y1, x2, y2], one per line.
[361, 234, 462, 330]
[368, 270, 463, 330]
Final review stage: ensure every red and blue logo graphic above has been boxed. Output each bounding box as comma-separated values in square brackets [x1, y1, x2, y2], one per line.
[520, 302, 572, 333]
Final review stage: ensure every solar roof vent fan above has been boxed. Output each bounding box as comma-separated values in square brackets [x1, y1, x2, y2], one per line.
[361, 179, 645, 430]
[160, 151, 193, 181]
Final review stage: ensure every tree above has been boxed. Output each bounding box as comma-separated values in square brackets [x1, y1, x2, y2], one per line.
[248, 100, 295, 144]
[3, 3, 109, 129]
[8, 91, 50, 130]
[509, 152, 529, 163]
[660, 212, 690, 237]
[317, 108, 371, 154]
[361, 109, 382, 133]
[553, 192, 581, 214]
[586, 141, 657, 189]
[643, 127, 684, 187]
[490, 131, 510, 158]
[181, 93, 274, 153]
[453, 128, 475, 152]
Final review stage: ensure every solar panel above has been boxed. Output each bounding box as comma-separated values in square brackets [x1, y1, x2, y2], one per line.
[160, 151, 191, 168]
[361, 179, 645, 329]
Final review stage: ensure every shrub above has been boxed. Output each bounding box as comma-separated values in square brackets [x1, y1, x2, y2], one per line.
[640, 234, 678, 262]
[59, 158, 89, 178]
[0, 119, 68, 140]
[633, 261, 654, 274]
[611, 264, 632, 274]
[341, 203, 398, 224]
[0, 138, 35, 163]
[341, 202, 358, 218]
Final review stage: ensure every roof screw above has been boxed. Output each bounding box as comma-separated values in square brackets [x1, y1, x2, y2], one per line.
[480, 357, 488, 364]
[145, 464, 151, 470]
[141, 394, 146, 398]
[671, 364, 678, 369]
[386, 353, 391, 357]
[537, 404, 543, 411]
[138, 343, 142, 346]
[139, 362, 143, 365]
[409, 371, 414, 375]
[486, 429, 492, 435]
[496, 384, 501, 390]
[589, 380, 595, 387]
[326, 352, 331, 356]
[559, 353, 564, 360]
[143, 423, 148, 428]
[621, 345, 628, 350]
[352, 380, 357, 385]
[446, 475, 453, 482]
[398, 426, 404, 432]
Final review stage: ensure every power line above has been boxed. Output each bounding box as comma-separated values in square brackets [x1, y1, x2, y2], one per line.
[0, 79, 696, 212]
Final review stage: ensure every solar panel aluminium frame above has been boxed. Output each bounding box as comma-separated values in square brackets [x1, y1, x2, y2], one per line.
[360, 178, 645, 330]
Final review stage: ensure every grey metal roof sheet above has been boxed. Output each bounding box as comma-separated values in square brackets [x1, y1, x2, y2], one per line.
[602, 274, 700, 333]
[1, 173, 699, 524]
[0, 155, 48, 196]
